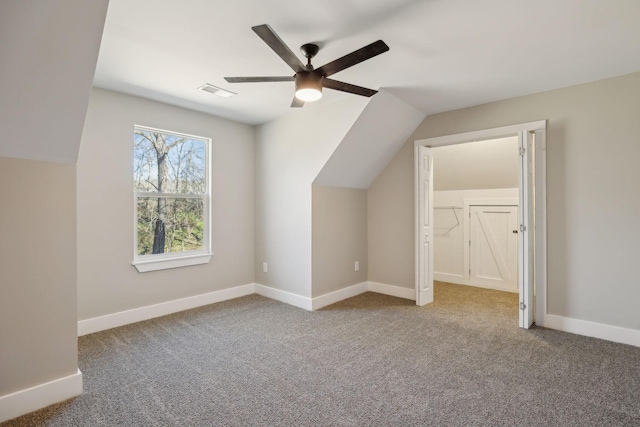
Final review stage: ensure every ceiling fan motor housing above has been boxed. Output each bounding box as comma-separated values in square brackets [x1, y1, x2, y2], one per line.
[295, 71, 323, 101]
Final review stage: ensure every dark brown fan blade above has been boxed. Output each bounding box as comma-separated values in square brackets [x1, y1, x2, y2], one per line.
[322, 78, 378, 97]
[316, 40, 389, 77]
[291, 96, 304, 108]
[225, 76, 295, 83]
[252, 24, 305, 73]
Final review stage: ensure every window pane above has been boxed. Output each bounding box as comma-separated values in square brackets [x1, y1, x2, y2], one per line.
[137, 197, 205, 255]
[134, 129, 206, 194]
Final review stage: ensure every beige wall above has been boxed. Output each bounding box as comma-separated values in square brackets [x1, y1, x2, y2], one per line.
[0, 158, 78, 395]
[368, 72, 640, 330]
[77, 88, 255, 320]
[367, 141, 415, 288]
[312, 186, 368, 297]
[0, 0, 108, 163]
[255, 93, 421, 299]
[255, 97, 368, 297]
[433, 136, 518, 191]
[0, 0, 107, 411]
[314, 90, 425, 189]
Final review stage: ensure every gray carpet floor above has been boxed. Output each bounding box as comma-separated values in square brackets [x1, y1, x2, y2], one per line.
[4, 282, 640, 426]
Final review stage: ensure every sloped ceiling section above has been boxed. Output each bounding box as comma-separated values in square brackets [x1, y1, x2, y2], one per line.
[0, 0, 109, 163]
[314, 90, 425, 189]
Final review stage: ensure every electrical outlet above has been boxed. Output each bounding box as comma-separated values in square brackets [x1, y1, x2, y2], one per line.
[263, 262, 268, 273]
[355, 261, 359, 271]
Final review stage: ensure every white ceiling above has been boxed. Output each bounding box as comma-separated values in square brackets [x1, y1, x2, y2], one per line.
[94, 0, 640, 125]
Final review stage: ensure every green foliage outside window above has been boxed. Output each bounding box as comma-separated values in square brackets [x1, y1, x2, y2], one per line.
[134, 127, 208, 256]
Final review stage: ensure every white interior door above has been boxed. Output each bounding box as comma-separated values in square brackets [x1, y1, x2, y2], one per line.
[416, 146, 433, 305]
[469, 206, 518, 292]
[518, 131, 535, 328]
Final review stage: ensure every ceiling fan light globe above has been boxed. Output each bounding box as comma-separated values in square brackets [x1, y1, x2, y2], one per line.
[295, 72, 323, 102]
[295, 88, 322, 102]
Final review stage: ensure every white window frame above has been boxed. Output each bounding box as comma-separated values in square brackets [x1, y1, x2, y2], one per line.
[132, 125, 212, 272]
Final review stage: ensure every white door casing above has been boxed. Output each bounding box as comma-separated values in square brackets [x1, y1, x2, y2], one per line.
[415, 146, 433, 305]
[518, 130, 535, 328]
[533, 129, 547, 326]
[469, 205, 518, 292]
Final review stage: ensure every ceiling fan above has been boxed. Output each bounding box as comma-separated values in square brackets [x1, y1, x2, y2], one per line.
[224, 24, 389, 107]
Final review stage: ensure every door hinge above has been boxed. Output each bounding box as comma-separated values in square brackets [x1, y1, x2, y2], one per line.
[520, 224, 526, 232]
[520, 302, 527, 310]
[519, 147, 526, 156]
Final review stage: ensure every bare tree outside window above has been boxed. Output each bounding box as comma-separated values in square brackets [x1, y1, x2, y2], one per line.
[134, 127, 208, 256]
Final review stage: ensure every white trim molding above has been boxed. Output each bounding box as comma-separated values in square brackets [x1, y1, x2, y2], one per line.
[78, 284, 255, 336]
[368, 282, 416, 300]
[433, 273, 519, 294]
[254, 284, 313, 311]
[78, 281, 418, 337]
[434, 273, 466, 286]
[414, 120, 547, 148]
[312, 282, 416, 310]
[544, 314, 640, 348]
[312, 282, 369, 310]
[133, 253, 213, 273]
[0, 369, 82, 423]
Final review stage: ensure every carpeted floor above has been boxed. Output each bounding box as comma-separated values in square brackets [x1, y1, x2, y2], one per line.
[4, 282, 640, 426]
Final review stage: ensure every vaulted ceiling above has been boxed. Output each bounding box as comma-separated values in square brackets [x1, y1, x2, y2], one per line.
[94, 0, 640, 125]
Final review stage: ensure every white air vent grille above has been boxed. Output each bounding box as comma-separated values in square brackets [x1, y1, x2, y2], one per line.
[198, 84, 236, 98]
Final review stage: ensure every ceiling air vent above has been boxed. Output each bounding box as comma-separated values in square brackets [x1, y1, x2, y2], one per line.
[197, 83, 236, 98]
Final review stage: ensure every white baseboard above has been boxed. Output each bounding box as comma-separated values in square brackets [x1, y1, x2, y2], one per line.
[434, 272, 466, 286]
[253, 281, 415, 312]
[434, 272, 518, 294]
[465, 281, 519, 294]
[77, 280, 415, 336]
[78, 284, 255, 336]
[254, 284, 313, 311]
[544, 314, 640, 348]
[368, 281, 415, 300]
[312, 282, 369, 310]
[0, 369, 82, 423]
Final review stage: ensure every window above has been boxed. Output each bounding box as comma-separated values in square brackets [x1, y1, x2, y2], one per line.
[132, 125, 211, 272]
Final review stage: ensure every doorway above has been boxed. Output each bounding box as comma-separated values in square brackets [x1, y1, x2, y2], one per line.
[414, 121, 547, 329]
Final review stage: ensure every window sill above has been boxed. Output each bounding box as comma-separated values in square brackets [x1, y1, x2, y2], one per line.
[133, 253, 213, 273]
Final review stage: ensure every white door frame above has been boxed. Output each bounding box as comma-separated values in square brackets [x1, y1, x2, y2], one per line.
[414, 121, 547, 327]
